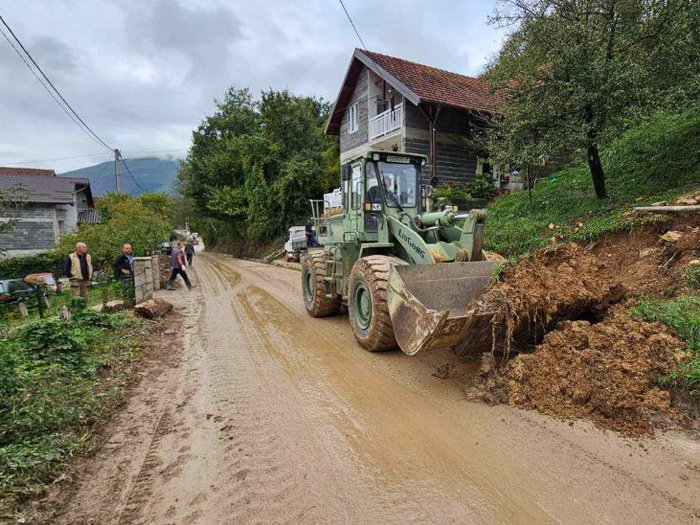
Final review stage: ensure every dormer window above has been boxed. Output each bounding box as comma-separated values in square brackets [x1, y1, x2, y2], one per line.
[348, 102, 358, 134]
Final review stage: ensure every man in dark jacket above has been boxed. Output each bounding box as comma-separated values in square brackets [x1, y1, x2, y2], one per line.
[113, 244, 134, 303]
[184, 241, 195, 266]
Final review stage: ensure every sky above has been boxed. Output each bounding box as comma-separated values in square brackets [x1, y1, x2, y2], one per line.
[0, 0, 510, 173]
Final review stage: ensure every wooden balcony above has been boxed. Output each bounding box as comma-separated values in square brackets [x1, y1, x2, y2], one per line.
[368, 104, 402, 141]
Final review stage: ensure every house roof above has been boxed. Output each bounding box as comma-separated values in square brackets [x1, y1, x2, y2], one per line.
[326, 49, 501, 135]
[0, 172, 91, 204]
[0, 167, 56, 177]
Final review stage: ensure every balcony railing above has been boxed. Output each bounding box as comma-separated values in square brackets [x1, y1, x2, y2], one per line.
[369, 103, 402, 141]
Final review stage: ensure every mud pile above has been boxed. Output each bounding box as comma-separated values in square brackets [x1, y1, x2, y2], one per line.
[466, 220, 699, 435]
[469, 243, 625, 356]
[507, 310, 687, 434]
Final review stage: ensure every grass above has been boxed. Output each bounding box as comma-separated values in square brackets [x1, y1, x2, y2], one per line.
[0, 308, 147, 504]
[485, 109, 700, 256]
[630, 297, 700, 391]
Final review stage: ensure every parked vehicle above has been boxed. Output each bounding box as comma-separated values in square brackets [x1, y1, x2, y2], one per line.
[160, 242, 173, 255]
[25, 272, 60, 293]
[284, 226, 307, 262]
[0, 278, 50, 311]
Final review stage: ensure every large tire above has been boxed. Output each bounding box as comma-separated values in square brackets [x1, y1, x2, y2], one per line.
[348, 255, 406, 352]
[301, 253, 341, 317]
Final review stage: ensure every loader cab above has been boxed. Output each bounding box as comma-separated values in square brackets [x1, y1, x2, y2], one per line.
[342, 151, 424, 238]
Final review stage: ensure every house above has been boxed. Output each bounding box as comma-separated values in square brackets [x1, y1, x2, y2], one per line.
[0, 167, 98, 257]
[326, 49, 502, 185]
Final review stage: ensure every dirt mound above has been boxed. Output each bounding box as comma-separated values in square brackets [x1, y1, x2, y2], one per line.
[508, 310, 687, 435]
[466, 216, 700, 435]
[469, 243, 625, 356]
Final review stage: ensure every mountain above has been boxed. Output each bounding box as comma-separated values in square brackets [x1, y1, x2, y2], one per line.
[59, 157, 181, 196]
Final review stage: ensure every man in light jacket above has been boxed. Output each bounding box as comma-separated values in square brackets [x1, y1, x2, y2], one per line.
[64, 242, 93, 298]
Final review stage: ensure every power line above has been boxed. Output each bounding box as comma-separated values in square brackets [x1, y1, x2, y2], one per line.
[0, 24, 109, 150]
[120, 158, 147, 193]
[10, 152, 107, 165]
[0, 14, 113, 151]
[337, 0, 367, 49]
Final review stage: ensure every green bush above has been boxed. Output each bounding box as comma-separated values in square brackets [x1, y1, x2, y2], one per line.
[0, 310, 145, 498]
[466, 174, 498, 200]
[686, 265, 700, 289]
[0, 251, 64, 280]
[432, 183, 472, 203]
[631, 297, 700, 390]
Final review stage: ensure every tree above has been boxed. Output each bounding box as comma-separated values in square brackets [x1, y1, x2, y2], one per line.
[178, 87, 339, 245]
[486, 0, 694, 199]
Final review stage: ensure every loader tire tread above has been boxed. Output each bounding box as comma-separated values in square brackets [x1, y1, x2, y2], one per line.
[348, 255, 406, 352]
[302, 253, 341, 317]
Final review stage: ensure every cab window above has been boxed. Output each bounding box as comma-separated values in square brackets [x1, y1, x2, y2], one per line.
[351, 163, 362, 209]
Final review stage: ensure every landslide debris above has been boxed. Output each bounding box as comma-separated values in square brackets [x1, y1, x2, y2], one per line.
[466, 216, 700, 435]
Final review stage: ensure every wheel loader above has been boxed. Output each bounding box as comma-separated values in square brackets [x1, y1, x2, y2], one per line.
[301, 150, 497, 356]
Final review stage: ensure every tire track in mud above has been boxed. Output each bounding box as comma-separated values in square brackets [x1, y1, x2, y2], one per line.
[191, 256, 353, 523]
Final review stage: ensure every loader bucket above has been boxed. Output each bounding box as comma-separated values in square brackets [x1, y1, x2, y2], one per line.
[387, 261, 498, 356]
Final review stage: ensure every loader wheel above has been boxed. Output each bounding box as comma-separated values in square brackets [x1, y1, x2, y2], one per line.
[348, 255, 406, 352]
[301, 254, 341, 317]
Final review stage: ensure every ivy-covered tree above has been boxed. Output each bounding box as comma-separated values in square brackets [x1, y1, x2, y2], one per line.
[177, 87, 339, 244]
[486, 0, 696, 199]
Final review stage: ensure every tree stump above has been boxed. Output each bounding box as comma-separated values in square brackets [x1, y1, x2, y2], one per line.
[134, 298, 173, 319]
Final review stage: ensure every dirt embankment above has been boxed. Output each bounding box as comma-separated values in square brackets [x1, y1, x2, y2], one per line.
[468, 212, 700, 436]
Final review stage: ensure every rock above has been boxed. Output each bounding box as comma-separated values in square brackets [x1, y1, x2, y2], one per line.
[639, 247, 656, 258]
[688, 259, 700, 267]
[135, 298, 173, 319]
[163, 329, 176, 335]
[660, 231, 682, 243]
[548, 223, 556, 230]
[676, 198, 698, 206]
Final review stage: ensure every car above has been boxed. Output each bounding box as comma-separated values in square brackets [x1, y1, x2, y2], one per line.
[0, 278, 47, 311]
[284, 226, 307, 262]
[160, 242, 173, 255]
[25, 272, 60, 293]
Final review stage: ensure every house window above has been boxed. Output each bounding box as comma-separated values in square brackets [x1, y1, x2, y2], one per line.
[348, 102, 358, 134]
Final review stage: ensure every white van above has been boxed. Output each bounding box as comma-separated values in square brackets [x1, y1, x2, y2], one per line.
[284, 226, 307, 262]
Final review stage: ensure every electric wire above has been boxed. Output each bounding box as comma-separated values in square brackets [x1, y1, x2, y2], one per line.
[0, 24, 109, 150]
[89, 154, 114, 187]
[120, 158, 147, 193]
[11, 152, 107, 165]
[337, 0, 367, 49]
[0, 14, 113, 151]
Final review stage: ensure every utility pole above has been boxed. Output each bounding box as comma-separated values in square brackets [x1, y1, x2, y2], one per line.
[114, 148, 122, 193]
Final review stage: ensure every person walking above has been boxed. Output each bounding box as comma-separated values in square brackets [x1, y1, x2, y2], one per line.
[64, 242, 93, 299]
[113, 243, 135, 304]
[166, 241, 193, 290]
[184, 241, 195, 267]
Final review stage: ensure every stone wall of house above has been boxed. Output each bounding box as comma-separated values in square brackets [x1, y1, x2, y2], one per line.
[0, 204, 58, 254]
[403, 104, 480, 185]
[339, 67, 369, 154]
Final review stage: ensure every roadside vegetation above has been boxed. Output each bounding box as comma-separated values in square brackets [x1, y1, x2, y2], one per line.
[0, 309, 147, 506]
[176, 88, 339, 251]
[632, 297, 700, 392]
[485, 108, 700, 255]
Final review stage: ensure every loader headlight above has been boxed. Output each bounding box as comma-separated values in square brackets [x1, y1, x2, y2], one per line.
[373, 153, 380, 161]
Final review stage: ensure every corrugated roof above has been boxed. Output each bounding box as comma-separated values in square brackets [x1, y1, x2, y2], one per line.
[0, 173, 90, 204]
[0, 167, 56, 177]
[326, 49, 502, 135]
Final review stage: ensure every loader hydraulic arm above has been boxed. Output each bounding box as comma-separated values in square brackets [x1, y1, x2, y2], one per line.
[459, 209, 487, 261]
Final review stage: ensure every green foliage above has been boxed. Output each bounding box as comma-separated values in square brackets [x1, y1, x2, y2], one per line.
[686, 265, 700, 289]
[55, 193, 172, 270]
[486, 0, 700, 198]
[631, 297, 700, 390]
[0, 310, 145, 498]
[466, 175, 498, 200]
[486, 108, 700, 256]
[178, 87, 339, 246]
[0, 251, 64, 280]
[432, 183, 472, 203]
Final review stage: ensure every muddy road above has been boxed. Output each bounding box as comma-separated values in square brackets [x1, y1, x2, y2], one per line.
[53, 253, 700, 525]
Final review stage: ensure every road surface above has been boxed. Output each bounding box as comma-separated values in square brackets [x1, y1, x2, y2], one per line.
[54, 252, 700, 524]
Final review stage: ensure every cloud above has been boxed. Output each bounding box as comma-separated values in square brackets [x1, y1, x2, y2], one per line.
[0, 0, 507, 172]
